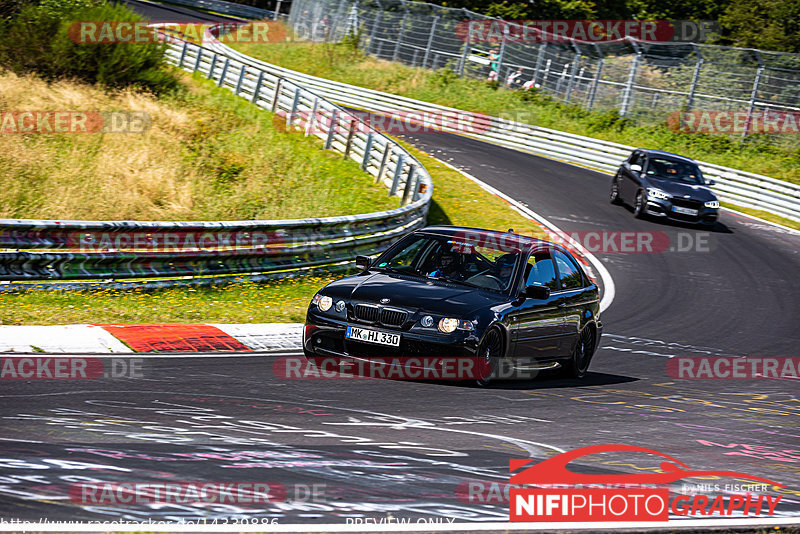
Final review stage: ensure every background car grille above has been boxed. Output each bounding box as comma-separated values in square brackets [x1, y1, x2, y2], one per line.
[354, 304, 380, 322]
[380, 308, 407, 326]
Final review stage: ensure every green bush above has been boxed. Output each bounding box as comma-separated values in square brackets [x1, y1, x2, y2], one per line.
[0, 0, 178, 94]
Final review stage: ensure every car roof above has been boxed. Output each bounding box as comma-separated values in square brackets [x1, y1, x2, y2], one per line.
[634, 149, 696, 163]
[417, 225, 556, 252]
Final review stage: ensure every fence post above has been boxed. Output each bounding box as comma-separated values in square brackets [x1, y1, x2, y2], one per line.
[329, 0, 347, 41]
[325, 109, 339, 149]
[495, 21, 508, 78]
[305, 97, 319, 136]
[389, 154, 406, 196]
[742, 51, 765, 140]
[270, 77, 282, 111]
[235, 65, 246, 96]
[392, 2, 409, 62]
[367, 4, 383, 55]
[532, 42, 546, 86]
[343, 119, 357, 159]
[274, 0, 282, 20]
[376, 143, 393, 183]
[362, 132, 374, 170]
[401, 165, 417, 204]
[207, 53, 217, 79]
[565, 44, 581, 102]
[586, 45, 603, 109]
[193, 48, 203, 72]
[217, 58, 230, 87]
[251, 71, 264, 104]
[288, 87, 301, 128]
[619, 42, 641, 116]
[178, 41, 188, 68]
[684, 44, 703, 113]
[422, 15, 438, 68]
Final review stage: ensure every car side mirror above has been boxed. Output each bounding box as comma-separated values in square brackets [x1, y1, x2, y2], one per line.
[525, 284, 550, 300]
[707, 179, 716, 186]
[355, 255, 371, 270]
[630, 164, 642, 172]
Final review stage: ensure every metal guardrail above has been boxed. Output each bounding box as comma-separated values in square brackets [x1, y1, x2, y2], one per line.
[0, 36, 433, 282]
[205, 34, 800, 223]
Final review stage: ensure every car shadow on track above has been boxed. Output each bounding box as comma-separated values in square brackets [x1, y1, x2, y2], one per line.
[477, 371, 639, 390]
[617, 204, 734, 234]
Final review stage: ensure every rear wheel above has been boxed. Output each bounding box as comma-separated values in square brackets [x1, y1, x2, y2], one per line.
[610, 176, 622, 204]
[563, 326, 596, 379]
[475, 327, 504, 387]
[633, 191, 646, 219]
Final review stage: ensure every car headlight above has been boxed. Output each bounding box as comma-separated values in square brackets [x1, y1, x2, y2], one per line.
[704, 200, 720, 209]
[437, 318, 474, 333]
[647, 188, 670, 200]
[438, 318, 459, 333]
[312, 294, 333, 312]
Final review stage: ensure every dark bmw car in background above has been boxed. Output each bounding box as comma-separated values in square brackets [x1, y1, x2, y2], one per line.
[303, 226, 603, 384]
[610, 149, 720, 226]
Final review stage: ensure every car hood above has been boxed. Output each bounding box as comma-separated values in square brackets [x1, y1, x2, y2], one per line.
[647, 177, 717, 201]
[322, 272, 506, 316]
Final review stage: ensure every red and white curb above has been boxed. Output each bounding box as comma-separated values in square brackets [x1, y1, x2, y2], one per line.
[0, 323, 303, 353]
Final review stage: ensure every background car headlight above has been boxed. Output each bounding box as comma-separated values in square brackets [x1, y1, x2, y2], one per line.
[317, 295, 333, 312]
[438, 318, 458, 333]
[704, 200, 720, 209]
[647, 188, 670, 200]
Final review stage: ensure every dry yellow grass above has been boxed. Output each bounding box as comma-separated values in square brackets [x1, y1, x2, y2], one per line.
[0, 68, 396, 221]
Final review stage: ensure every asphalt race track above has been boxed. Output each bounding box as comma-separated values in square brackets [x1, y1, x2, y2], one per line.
[1, 1, 799, 529]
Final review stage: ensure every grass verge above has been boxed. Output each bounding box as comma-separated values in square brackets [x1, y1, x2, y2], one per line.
[230, 36, 800, 186]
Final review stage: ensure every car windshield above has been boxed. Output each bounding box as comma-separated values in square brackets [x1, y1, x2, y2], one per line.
[372, 232, 521, 292]
[646, 157, 705, 184]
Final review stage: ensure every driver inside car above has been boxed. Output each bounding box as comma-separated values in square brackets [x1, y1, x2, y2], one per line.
[428, 249, 465, 280]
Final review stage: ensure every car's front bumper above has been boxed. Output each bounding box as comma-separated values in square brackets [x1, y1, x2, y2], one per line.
[645, 198, 718, 225]
[303, 312, 480, 360]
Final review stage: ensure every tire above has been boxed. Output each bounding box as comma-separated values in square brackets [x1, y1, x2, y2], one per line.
[609, 177, 622, 204]
[633, 191, 646, 219]
[563, 326, 596, 379]
[475, 327, 504, 387]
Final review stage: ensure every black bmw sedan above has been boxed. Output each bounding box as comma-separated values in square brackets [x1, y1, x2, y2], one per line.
[303, 226, 603, 385]
[610, 149, 720, 226]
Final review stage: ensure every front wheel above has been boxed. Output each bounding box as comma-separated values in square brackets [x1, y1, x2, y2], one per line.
[563, 326, 596, 379]
[633, 191, 646, 219]
[475, 327, 504, 387]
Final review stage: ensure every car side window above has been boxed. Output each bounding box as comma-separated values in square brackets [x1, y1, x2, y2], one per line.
[554, 250, 583, 290]
[525, 253, 558, 292]
[629, 152, 643, 167]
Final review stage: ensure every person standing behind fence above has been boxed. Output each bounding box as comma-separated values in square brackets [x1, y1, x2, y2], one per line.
[488, 49, 499, 81]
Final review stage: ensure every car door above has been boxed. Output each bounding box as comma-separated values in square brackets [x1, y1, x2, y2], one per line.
[509, 251, 565, 361]
[552, 250, 589, 357]
[621, 151, 644, 201]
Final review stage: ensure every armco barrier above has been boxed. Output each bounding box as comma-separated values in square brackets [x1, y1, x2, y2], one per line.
[203, 28, 800, 224]
[0, 36, 432, 282]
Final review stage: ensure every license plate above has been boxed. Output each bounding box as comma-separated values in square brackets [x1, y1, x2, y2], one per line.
[346, 326, 400, 346]
[673, 206, 698, 216]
